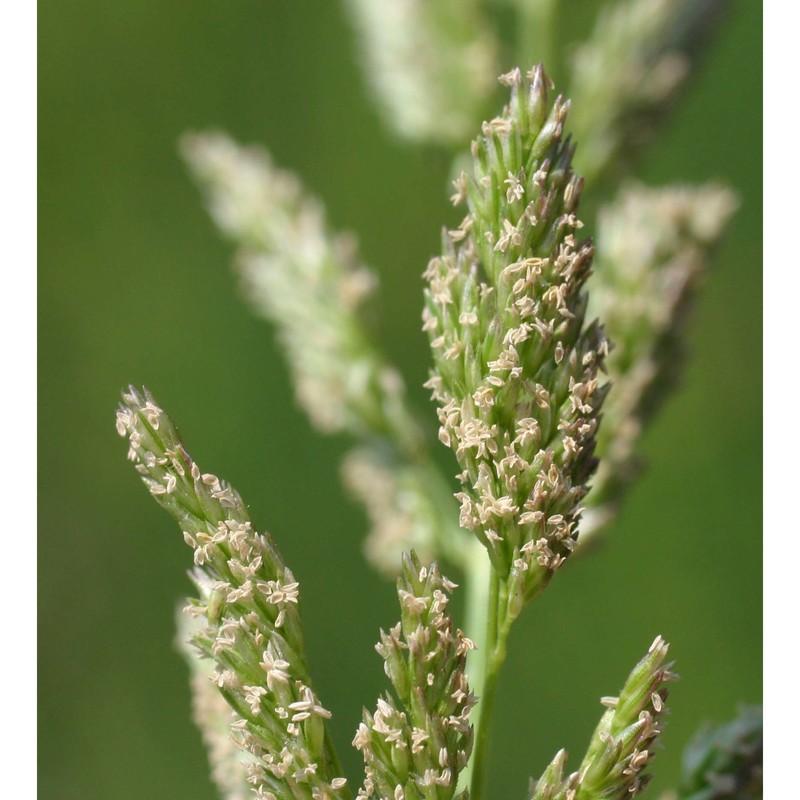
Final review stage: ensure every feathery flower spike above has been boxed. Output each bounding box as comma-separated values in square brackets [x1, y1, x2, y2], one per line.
[117, 387, 350, 800]
[354, 552, 475, 800]
[183, 132, 466, 575]
[344, 0, 497, 145]
[582, 181, 737, 539]
[529, 636, 676, 800]
[182, 132, 417, 448]
[568, 0, 727, 184]
[423, 65, 608, 612]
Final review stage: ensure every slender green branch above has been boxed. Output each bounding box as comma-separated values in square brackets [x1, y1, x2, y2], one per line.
[462, 544, 515, 800]
[463, 541, 493, 712]
[465, 567, 512, 800]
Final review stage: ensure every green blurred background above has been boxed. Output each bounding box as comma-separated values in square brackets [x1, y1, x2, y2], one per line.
[39, 1, 761, 798]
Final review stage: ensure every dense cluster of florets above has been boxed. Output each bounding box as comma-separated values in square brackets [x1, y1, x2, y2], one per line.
[117, 387, 348, 800]
[345, 0, 497, 145]
[582, 181, 738, 537]
[529, 636, 676, 800]
[117, 26, 753, 797]
[423, 66, 608, 611]
[182, 133, 411, 443]
[354, 554, 475, 800]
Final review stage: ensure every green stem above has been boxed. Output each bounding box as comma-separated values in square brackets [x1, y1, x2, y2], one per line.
[464, 541, 493, 696]
[462, 545, 513, 800]
[516, 0, 561, 85]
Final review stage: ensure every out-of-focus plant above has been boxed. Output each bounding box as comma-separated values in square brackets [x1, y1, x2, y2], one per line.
[117, 2, 761, 799]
